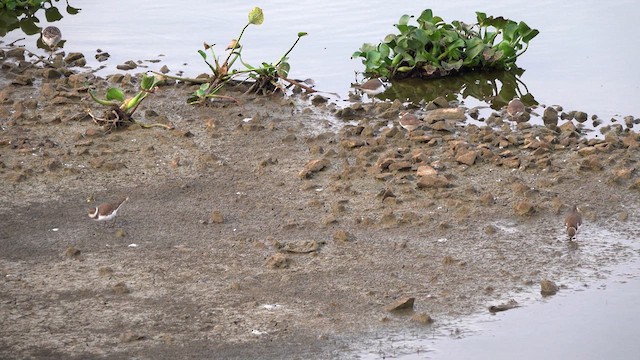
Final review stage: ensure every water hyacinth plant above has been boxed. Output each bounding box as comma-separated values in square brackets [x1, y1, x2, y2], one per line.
[152, 7, 311, 105]
[88, 73, 173, 133]
[352, 9, 539, 79]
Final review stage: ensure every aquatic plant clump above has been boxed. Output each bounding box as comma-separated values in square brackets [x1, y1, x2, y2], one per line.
[352, 9, 539, 79]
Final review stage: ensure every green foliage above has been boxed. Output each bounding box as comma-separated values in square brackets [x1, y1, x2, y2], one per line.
[352, 9, 539, 79]
[0, 0, 80, 37]
[88, 73, 171, 132]
[180, 7, 308, 104]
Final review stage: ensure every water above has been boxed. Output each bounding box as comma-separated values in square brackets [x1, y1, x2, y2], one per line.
[399, 256, 640, 360]
[2, 0, 639, 119]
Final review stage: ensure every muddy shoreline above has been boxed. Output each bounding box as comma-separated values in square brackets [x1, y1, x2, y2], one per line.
[1, 53, 640, 358]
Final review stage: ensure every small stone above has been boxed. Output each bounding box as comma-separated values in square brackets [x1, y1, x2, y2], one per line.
[456, 150, 477, 166]
[265, 253, 290, 269]
[112, 282, 130, 294]
[416, 175, 450, 189]
[120, 331, 144, 343]
[115, 229, 126, 238]
[484, 225, 498, 235]
[543, 107, 558, 124]
[299, 159, 330, 179]
[65, 246, 81, 258]
[514, 201, 535, 216]
[210, 210, 224, 224]
[411, 312, 434, 325]
[540, 279, 558, 296]
[384, 296, 415, 312]
[333, 230, 354, 243]
[159, 64, 170, 74]
[98, 267, 114, 276]
[574, 111, 588, 123]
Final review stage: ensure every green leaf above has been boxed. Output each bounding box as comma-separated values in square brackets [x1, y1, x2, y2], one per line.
[198, 50, 207, 60]
[44, 7, 62, 22]
[248, 7, 264, 25]
[19, 18, 38, 35]
[106, 87, 125, 102]
[66, 5, 80, 15]
[297, 32, 308, 37]
[140, 74, 155, 90]
[522, 29, 539, 43]
[277, 62, 290, 78]
[398, 14, 411, 26]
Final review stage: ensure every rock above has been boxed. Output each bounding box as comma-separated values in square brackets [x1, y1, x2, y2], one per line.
[120, 331, 145, 343]
[64, 52, 87, 67]
[416, 175, 451, 189]
[488, 299, 520, 313]
[388, 160, 412, 172]
[299, 159, 330, 179]
[115, 229, 126, 238]
[333, 230, 355, 243]
[540, 279, 558, 296]
[484, 225, 498, 235]
[116, 60, 138, 70]
[411, 312, 434, 325]
[416, 165, 438, 177]
[65, 246, 81, 258]
[384, 296, 415, 312]
[456, 150, 477, 166]
[282, 240, 324, 253]
[112, 282, 130, 294]
[265, 253, 290, 269]
[210, 210, 224, 224]
[479, 192, 495, 205]
[159, 64, 170, 74]
[45, 158, 62, 171]
[559, 121, 577, 133]
[514, 201, 535, 216]
[574, 111, 588, 123]
[543, 107, 558, 124]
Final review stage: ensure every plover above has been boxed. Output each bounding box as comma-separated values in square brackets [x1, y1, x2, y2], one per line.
[564, 205, 583, 240]
[41, 26, 62, 59]
[351, 78, 387, 101]
[88, 197, 129, 226]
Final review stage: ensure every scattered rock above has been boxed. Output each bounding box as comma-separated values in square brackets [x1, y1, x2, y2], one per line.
[65, 246, 81, 258]
[384, 296, 415, 312]
[210, 210, 224, 224]
[116, 60, 138, 71]
[540, 279, 558, 296]
[299, 159, 330, 179]
[456, 150, 477, 166]
[514, 201, 535, 216]
[333, 230, 355, 243]
[120, 331, 145, 343]
[282, 240, 324, 253]
[416, 174, 451, 189]
[411, 312, 434, 325]
[112, 282, 130, 295]
[488, 299, 519, 313]
[265, 253, 290, 269]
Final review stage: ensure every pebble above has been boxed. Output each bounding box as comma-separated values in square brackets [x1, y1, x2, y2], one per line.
[540, 279, 558, 296]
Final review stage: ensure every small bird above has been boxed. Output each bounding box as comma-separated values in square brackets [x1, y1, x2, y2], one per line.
[88, 197, 129, 226]
[41, 26, 62, 59]
[564, 205, 583, 240]
[351, 78, 387, 101]
[506, 98, 526, 120]
[398, 111, 423, 136]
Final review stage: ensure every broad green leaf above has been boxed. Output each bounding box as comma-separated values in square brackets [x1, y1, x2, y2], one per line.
[277, 62, 290, 78]
[398, 14, 411, 26]
[397, 65, 414, 72]
[44, 7, 62, 22]
[522, 29, 539, 43]
[19, 18, 38, 35]
[297, 32, 308, 37]
[106, 87, 125, 102]
[66, 5, 80, 15]
[248, 7, 264, 25]
[198, 50, 207, 60]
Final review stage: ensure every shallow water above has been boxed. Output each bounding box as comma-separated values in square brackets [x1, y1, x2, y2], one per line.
[355, 222, 640, 359]
[2, 0, 639, 120]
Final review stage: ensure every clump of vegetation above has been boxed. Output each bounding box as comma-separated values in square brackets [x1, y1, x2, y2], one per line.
[0, 0, 80, 37]
[87, 73, 173, 133]
[352, 9, 539, 79]
[152, 7, 312, 105]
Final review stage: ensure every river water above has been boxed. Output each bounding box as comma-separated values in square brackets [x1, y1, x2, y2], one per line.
[2, 0, 639, 120]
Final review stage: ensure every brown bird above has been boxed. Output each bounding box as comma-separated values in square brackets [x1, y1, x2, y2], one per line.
[88, 197, 129, 226]
[564, 205, 583, 240]
[398, 111, 423, 135]
[506, 98, 526, 119]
